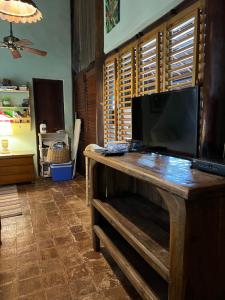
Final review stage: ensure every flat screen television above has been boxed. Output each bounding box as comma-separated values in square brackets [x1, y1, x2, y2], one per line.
[132, 86, 200, 158]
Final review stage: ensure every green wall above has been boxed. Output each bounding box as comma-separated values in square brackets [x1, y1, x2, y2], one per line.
[104, 0, 184, 53]
[0, 0, 72, 172]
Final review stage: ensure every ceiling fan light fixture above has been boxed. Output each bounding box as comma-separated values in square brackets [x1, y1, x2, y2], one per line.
[0, 0, 42, 23]
[0, 23, 48, 58]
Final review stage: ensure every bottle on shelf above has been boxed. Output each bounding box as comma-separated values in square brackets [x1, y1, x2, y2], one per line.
[40, 121, 47, 134]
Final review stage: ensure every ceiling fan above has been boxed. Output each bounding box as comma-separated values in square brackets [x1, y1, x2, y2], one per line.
[0, 23, 47, 59]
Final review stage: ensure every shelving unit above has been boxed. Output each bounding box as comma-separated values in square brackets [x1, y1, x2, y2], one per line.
[85, 151, 225, 300]
[0, 106, 29, 109]
[0, 89, 28, 93]
[38, 132, 69, 177]
[0, 88, 31, 124]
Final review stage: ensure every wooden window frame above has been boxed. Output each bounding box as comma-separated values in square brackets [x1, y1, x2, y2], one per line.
[117, 41, 137, 142]
[137, 27, 164, 96]
[103, 54, 118, 145]
[163, 1, 205, 91]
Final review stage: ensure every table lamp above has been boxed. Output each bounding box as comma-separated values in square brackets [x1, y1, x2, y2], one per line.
[0, 120, 13, 154]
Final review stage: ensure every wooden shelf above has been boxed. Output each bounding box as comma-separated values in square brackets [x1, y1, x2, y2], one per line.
[0, 89, 29, 93]
[10, 118, 31, 124]
[0, 87, 31, 126]
[0, 106, 29, 109]
[94, 225, 168, 300]
[93, 195, 169, 281]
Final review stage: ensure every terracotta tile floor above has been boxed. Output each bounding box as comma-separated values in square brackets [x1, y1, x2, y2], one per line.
[0, 178, 141, 300]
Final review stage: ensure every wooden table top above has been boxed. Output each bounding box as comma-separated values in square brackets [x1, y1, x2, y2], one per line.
[84, 151, 225, 199]
[0, 152, 34, 159]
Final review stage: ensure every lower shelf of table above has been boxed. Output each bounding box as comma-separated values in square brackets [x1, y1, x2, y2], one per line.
[94, 223, 168, 300]
[93, 194, 170, 281]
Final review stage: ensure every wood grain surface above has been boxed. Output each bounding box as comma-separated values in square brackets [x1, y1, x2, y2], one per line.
[84, 151, 225, 199]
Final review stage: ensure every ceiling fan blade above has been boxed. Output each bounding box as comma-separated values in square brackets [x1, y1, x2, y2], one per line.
[11, 49, 22, 59]
[23, 47, 47, 56]
[15, 39, 33, 47]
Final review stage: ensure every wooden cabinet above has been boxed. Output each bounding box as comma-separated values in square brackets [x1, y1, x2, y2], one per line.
[0, 153, 35, 185]
[85, 151, 225, 300]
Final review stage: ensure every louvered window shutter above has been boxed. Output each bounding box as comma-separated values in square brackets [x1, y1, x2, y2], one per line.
[103, 58, 117, 145]
[137, 31, 163, 96]
[164, 6, 203, 91]
[117, 46, 136, 141]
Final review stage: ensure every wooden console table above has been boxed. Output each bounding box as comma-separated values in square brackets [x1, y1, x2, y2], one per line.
[0, 152, 35, 185]
[84, 151, 225, 300]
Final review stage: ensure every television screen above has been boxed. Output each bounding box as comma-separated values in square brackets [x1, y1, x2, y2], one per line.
[132, 86, 199, 157]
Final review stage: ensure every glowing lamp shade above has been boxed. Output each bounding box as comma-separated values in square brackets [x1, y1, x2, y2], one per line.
[0, 121, 13, 154]
[0, 0, 42, 23]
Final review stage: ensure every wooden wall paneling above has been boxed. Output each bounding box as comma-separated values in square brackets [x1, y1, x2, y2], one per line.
[74, 67, 97, 175]
[71, 0, 96, 73]
[74, 72, 86, 174]
[95, 0, 105, 146]
[71, 0, 104, 173]
[86, 68, 97, 145]
[200, 0, 225, 158]
[71, 0, 80, 73]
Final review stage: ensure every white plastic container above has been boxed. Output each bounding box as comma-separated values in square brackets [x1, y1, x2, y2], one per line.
[40, 122, 47, 134]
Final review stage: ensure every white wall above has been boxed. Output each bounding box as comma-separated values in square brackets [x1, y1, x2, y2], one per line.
[104, 0, 184, 53]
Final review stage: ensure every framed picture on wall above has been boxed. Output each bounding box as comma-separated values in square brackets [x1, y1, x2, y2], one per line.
[105, 0, 120, 33]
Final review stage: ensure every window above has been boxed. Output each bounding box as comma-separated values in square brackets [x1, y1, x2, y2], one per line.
[103, 1, 205, 145]
[163, 2, 205, 90]
[137, 31, 162, 96]
[117, 45, 136, 141]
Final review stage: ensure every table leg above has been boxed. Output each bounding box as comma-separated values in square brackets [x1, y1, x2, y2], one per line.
[157, 188, 186, 300]
[89, 159, 100, 251]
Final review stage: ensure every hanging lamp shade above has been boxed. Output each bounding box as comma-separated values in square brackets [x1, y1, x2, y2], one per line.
[0, 0, 42, 23]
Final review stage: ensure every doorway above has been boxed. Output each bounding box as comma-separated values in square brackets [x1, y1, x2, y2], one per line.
[33, 78, 65, 174]
[33, 78, 65, 132]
